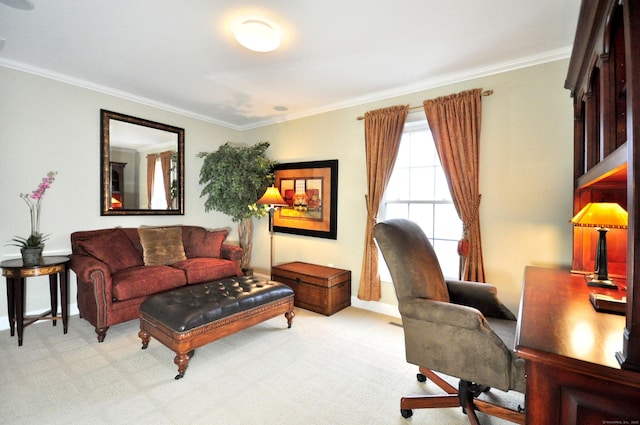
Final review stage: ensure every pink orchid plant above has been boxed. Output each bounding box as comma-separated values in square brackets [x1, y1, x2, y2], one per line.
[9, 171, 58, 249]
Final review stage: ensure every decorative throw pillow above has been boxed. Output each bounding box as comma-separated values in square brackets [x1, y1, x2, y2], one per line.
[138, 226, 187, 266]
[183, 227, 229, 258]
[77, 228, 143, 273]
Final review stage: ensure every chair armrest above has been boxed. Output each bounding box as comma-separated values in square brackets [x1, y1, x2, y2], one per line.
[446, 280, 516, 320]
[400, 297, 518, 391]
[400, 298, 485, 330]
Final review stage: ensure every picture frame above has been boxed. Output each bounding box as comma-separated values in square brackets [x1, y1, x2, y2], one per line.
[273, 160, 338, 239]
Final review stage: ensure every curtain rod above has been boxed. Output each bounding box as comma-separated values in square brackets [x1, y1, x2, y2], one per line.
[356, 89, 493, 120]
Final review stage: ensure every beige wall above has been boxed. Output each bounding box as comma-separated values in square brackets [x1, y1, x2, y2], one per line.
[245, 59, 574, 314]
[0, 66, 242, 322]
[0, 58, 573, 328]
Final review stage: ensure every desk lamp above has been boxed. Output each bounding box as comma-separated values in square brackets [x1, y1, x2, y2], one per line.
[570, 202, 628, 288]
[257, 186, 287, 270]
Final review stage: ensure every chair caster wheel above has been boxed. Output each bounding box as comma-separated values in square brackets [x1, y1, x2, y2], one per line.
[401, 408, 413, 418]
[416, 373, 427, 382]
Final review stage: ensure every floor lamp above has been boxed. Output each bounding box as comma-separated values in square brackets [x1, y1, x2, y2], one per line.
[570, 202, 628, 288]
[257, 186, 287, 270]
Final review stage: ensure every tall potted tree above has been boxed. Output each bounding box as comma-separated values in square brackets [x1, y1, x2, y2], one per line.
[197, 141, 277, 272]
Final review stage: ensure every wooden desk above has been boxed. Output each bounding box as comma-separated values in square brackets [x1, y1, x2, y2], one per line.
[516, 267, 640, 424]
[1, 256, 70, 346]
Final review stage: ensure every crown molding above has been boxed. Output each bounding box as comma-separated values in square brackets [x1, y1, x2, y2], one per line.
[1, 46, 572, 132]
[0, 58, 244, 131]
[244, 46, 573, 130]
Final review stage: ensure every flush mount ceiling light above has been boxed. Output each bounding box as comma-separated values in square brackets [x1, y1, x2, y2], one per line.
[0, 0, 34, 10]
[232, 18, 281, 52]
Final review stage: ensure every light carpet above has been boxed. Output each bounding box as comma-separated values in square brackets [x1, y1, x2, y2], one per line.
[0, 306, 523, 424]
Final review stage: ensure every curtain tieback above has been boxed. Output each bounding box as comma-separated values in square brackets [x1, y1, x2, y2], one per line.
[457, 239, 470, 256]
[461, 194, 482, 237]
[459, 194, 482, 256]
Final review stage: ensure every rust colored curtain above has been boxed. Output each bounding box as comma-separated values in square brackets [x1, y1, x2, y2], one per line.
[146, 154, 156, 209]
[423, 88, 485, 282]
[358, 105, 409, 300]
[160, 151, 173, 208]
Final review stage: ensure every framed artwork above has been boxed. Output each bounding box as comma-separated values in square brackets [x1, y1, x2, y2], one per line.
[273, 160, 338, 239]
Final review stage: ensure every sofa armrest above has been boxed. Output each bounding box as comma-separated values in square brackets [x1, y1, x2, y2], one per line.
[69, 253, 114, 301]
[221, 244, 243, 261]
[221, 244, 244, 275]
[446, 280, 516, 320]
[70, 254, 111, 284]
[70, 253, 114, 332]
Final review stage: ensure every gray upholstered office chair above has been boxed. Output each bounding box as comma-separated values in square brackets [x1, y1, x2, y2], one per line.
[373, 219, 525, 424]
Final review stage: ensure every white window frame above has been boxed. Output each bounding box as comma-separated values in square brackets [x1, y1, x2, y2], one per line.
[378, 117, 463, 280]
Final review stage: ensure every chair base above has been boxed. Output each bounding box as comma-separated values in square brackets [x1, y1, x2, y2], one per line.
[400, 367, 525, 425]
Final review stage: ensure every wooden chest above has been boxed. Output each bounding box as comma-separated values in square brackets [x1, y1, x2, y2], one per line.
[271, 262, 351, 316]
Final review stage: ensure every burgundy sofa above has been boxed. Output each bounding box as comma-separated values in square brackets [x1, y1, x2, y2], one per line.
[70, 225, 243, 342]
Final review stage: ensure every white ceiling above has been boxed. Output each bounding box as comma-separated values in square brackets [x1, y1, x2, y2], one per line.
[0, 0, 581, 131]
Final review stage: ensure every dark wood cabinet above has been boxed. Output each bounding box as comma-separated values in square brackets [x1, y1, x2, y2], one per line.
[516, 1, 640, 423]
[566, 0, 640, 373]
[271, 262, 351, 316]
[109, 161, 126, 209]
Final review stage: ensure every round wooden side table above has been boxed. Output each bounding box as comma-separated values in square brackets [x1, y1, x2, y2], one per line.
[1, 256, 70, 346]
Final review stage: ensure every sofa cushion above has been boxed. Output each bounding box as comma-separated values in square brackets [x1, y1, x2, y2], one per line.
[112, 265, 187, 301]
[138, 226, 187, 266]
[77, 228, 143, 273]
[171, 258, 239, 285]
[182, 227, 229, 258]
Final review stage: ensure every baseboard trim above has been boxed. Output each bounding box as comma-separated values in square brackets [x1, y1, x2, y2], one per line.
[350, 296, 400, 318]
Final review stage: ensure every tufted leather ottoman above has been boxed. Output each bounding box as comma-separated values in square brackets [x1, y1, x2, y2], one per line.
[138, 276, 295, 379]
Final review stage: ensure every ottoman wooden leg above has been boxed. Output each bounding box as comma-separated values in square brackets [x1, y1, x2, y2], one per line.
[285, 310, 295, 328]
[174, 351, 191, 380]
[139, 329, 150, 349]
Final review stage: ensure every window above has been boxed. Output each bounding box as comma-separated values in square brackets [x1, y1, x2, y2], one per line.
[150, 157, 168, 209]
[379, 120, 463, 279]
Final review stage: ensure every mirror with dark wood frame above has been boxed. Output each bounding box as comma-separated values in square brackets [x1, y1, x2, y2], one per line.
[100, 109, 184, 215]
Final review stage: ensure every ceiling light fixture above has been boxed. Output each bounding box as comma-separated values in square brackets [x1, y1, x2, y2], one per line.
[0, 0, 34, 10]
[232, 18, 281, 52]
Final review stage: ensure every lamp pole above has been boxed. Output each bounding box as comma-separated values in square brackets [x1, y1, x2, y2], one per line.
[257, 186, 287, 271]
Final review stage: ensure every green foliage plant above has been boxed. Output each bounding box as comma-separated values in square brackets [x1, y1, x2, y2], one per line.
[197, 141, 277, 269]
